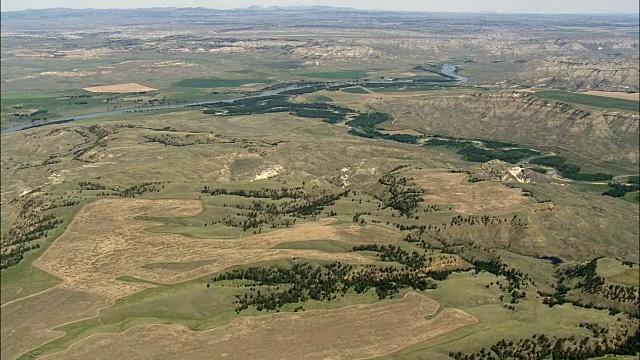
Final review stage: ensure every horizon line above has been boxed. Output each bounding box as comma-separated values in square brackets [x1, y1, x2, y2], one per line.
[2, 6, 639, 15]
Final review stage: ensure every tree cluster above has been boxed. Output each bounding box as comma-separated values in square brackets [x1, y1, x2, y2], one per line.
[457, 145, 540, 164]
[449, 325, 640, 360]
[201, 186, 306, 200]
[543, 259, 640, 313]
[602, 182, 639, 198]
[352, 244, 428, 270]
[0, 191, 77, 269]
[203, 96, 351, 124]
[77, 181, 163, 198]
[212, 261, 436, 312]
[531, 156, 613, 181]
[377, 174, 424, 217]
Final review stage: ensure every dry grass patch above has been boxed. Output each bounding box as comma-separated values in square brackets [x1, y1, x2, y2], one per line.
[40, 292, 477, 360]
[1, 288, 109, 360]
[379, 129, 423, 136]
[394, 72, 418, 77]
[83, 83, 157, 93]
[413, 172, 530, 214]
[4, 199, 371, 359]
[331, 223, 403, 244]
[35, 199, 370, 301]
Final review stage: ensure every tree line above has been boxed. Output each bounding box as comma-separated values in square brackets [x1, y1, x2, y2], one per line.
[78, 181, 163, 198]
[203, 96, 352, 124]
[531, 156, 613, 181]
[449, 325, 639, 360]
[211, 261, 436, 312]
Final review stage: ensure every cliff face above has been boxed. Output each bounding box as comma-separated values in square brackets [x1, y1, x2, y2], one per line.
[520, 57, 640, 92]
[379, 92, 639, 165]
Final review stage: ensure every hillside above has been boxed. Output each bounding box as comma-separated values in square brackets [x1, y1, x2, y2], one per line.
[377, 91, 639, 166]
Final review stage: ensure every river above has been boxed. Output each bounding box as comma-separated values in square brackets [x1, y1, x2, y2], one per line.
[1, 64, 466, 135]
[440, 64, 468, 83]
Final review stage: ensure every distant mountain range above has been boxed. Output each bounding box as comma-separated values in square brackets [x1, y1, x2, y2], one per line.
[2, 6, 358, 14]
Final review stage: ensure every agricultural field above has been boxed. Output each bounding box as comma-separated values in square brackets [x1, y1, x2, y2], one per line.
[302, 94, 335, 103]
[1, 7, 639, 360]
[341, 86, 371, 94]
[584, 91, 640, 101]
[174, 79, 273, 88]
[83, 83, 158, 93]
[534, 90, 640, 112]
[302, 71, 369, 79]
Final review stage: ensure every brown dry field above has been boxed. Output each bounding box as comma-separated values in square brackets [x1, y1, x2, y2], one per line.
[379, 129, 423, 136]
[1, 288, 109, 360]
[40, 292, 477, 360]
[83, 83, 157, 93]
[4, 199, 373, 359]
[394, 72, 418, 77]
[413, 172, 530, 214]
[583, 91, 640, 101]
[330, 222, 403, 244]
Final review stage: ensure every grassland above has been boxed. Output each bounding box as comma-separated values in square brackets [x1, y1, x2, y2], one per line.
[0, 88, 237, 130]
[174, 78, 273, 88]
[412, 171, 530, 215]
[35, 199, 370, 298]
[376, 91, 639, 173]
[341, 86, 371, 94]
[302, 71, 369, 79]
[368, 84, 458, 93]
[584, 91, 640, 101]
[4, 198, 379, 359]
[37, 293, 476, 360]
[535, 90, 640, 112]
[2, 9, 639, 359]
[596, 258, 640, 287]
[622, 191, 640, 203]
[1, 109, 638, 359]
[383, 271, 636, 359]
[303, 94, 335, 103]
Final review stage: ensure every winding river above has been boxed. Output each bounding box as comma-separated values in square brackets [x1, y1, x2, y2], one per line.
[440, 64, 468, 83]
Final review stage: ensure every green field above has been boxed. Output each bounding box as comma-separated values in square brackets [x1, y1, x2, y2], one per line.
[0, 92, 61, 106]
[528, 167, 548, 174]
[535, 90, 639, 112]
[341, 86, 370, 94]
[368, 85, 456, 93]
[174, 78, 273, 88]
[305, 94, 335, 103]
[623, 191, 640, 204]
[15, 258, 386, 360]
[596, 258, 640, 287]
[0, 88, 239, 129]
[302, 71, 369, 79]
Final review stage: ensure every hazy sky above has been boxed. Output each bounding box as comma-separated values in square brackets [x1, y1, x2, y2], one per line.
[2, 0, 639, 13]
